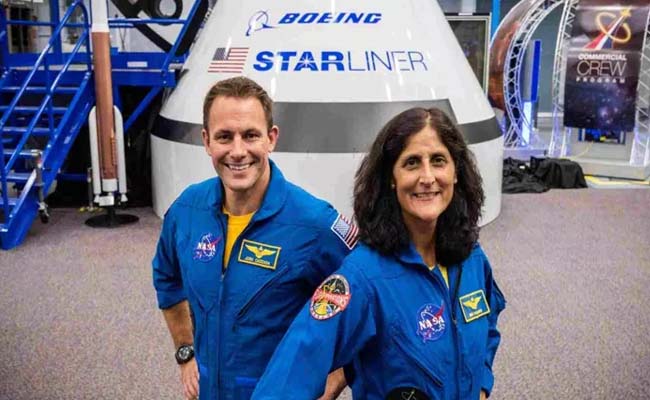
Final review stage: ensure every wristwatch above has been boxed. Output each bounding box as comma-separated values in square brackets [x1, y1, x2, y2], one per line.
[175, 344, 195, 365]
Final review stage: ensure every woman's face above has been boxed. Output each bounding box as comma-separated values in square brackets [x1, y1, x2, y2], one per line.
[392, 126, 456, 232]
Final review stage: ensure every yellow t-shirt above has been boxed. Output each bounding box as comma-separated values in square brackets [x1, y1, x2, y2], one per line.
[429, 264, 449, 288]
[222, 208, 255, 269]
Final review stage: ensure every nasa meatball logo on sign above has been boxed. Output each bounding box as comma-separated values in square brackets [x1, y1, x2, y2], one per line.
[310, 274, 351, 320]
[416, 303, 446, 342]
[193, 233, 221, 262]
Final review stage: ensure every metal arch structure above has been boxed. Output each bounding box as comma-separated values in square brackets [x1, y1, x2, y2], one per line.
[548, 0, 580, 157]
[502, 0, 564, 148]
[630, 12, 650, 166]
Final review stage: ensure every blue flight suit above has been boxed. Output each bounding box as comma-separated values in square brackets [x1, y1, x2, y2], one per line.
[152, 161, 354, 400]
[252, 242, 506, 400]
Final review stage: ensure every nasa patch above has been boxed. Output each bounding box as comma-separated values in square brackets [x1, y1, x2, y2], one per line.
[416, 303, 446, 342]
[193, 233, 221, 262]
[310, 274, 351, 320]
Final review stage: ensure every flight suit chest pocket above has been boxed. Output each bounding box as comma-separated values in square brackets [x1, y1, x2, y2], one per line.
[387, 324, 446, 395]
[235, 263, 292, 322]
[180, 233, 223, 311]
[457, 289, 490, 358]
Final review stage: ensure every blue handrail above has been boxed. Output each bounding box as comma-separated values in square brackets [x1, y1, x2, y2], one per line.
[0, 0, 91, 219]
[41, 74, 92, 164]
[1, 0, 206, 219]
[106, 0, 207, 131]
[105, 0, 206, 71]
[160, 0, 205, 71]
[4, 29, 91, 171]
[0, 7, 8, 73]
[0, 0, 90, 131]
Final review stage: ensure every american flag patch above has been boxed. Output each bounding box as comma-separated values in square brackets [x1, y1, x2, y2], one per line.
[208, 47, 249, 74]
[330, 213, 359, 250]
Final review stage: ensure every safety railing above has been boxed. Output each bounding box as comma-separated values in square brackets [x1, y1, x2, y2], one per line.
[0, 0, 91, 220]
[1, 0, 208, 220]
[103, 0, 207, 132]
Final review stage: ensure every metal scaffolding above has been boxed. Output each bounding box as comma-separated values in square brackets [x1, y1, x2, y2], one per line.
[548, 0, 580, 157]
[630, 11, 650, 166]
[502, 0, 564, 148]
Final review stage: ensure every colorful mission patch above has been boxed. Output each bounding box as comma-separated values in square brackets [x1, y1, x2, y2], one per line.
[459, 289, 490, 322]
[330, 213, 359, 250]
[310, 274, 351, 320]
[238, 239, 281, 270]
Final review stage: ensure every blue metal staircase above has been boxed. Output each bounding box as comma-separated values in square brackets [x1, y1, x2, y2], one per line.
[0, 1, 93, 250]
[0, 0, 206, 250]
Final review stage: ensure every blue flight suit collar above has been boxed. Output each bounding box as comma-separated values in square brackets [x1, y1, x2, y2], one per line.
[393, 242, 428, 268]
[393, 241, 464, 297]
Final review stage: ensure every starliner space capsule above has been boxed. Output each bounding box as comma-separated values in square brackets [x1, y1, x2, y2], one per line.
[152, 0, 503, 223]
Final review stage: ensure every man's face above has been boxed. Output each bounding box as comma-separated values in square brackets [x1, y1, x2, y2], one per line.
[202, 96, 278, 199]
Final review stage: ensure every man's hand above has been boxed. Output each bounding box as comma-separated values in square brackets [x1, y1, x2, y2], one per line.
[317, 368, 347, 400]
[180, 358, 199, 400]
[162, 301, 197, 399]
[480, 390, 487, 400]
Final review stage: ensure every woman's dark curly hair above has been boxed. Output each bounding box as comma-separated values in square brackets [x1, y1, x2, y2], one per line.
[353, 107, 484, 266]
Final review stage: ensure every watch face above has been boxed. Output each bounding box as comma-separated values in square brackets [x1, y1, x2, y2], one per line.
[179, 347, 190, 359]
[176, 345, 194, 363]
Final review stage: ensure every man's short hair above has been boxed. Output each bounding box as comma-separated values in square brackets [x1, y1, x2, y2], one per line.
[202, 76, 274, 131]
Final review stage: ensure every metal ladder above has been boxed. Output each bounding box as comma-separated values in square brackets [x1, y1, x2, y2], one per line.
[0, 0, 94, 250]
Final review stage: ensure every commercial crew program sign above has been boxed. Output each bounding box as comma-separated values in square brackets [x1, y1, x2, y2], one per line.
[563, 0, 650, 131]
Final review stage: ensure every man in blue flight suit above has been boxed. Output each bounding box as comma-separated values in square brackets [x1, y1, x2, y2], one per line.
[152, 77, 355, 400]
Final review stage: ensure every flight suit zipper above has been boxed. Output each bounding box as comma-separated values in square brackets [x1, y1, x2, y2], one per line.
[215, 212, 227, 399]
[217, 212, 257, 398]
[429, 265, 463, 400]
[450, 267, 463, 400]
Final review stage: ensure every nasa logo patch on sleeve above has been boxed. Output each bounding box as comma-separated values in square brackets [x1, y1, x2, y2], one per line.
[310, 274, 351, 320]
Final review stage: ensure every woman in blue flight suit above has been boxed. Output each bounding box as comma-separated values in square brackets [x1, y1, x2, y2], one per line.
[251, 107, 506, 400]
